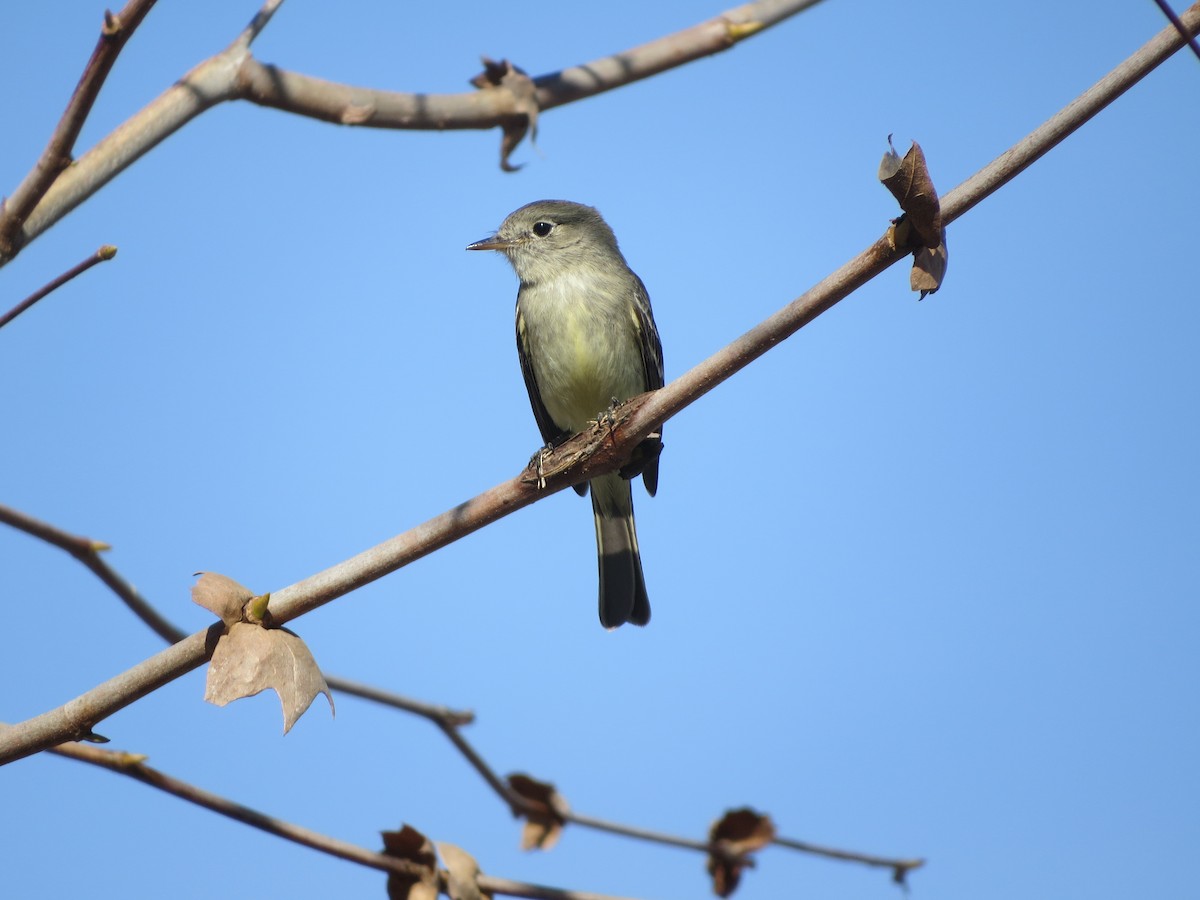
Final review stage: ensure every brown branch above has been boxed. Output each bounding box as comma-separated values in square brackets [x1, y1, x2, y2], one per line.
[1, 2, 1195, 768]
[0, 245, 116, 332]
[0, 0, 157, 259]
[0, 0, 822, 267]
[42, 738, 640, 900]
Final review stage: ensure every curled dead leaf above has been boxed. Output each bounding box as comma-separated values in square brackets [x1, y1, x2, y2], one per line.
[912, 234, 948, 299]
[879, 137, 941, 247]
[879, 137, 949, 297]
[382, 824, 439, 900]
[436, 842, 492, 900]
[204, 621, 334, 733]
[506, 773, 568, 851]
[706, 807, 776, 897]
[191, 572, 254, 626]
[469, 56, 539, 172]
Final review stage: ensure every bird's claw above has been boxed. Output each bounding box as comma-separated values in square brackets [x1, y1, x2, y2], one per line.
[533, 446, 550, 490]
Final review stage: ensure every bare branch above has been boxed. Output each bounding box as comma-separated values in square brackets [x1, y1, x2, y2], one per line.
[44, 738, 641, 900]
[1, 0, 822, 267]
[1, 3, 1195, 766]
[0, 245, 116, 331]
[0, 504, 475, 726]
[0, 0, 157, 259]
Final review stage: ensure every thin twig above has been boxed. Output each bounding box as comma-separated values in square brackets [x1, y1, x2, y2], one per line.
[0, 502, 175, 640]
[237, 0, 287, 48]
[0, 246, 116, 331]
[1, 2, 1196, 768]
[772, 836, 924, 882]
[0, 0, 157, 259]
[41, 737, 640, 900]
[562, 809, 924, 878]
[322, 676, 475, 727]
[435, 721, 534, 815]
[1151, 0, 1200, 60]
[0, 0, 823, 267]
[566, 810, 716, 855]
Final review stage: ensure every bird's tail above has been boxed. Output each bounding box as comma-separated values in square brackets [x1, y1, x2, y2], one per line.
[591, 473, 651, 628]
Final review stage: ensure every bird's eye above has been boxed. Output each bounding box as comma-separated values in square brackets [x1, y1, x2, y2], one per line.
[532, 221, 554, 237]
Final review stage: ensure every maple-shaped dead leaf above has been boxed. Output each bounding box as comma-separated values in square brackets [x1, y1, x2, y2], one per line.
[382, 824, 439, 900]
[469, 56, 539, 172]
[436, 842, 492, 900]
[204, 623, 334, 734]
[879, 137, 949, 298]
[506, 773, 569, 851]
[194, 571, 333, 732]
[706, 807, 776, 898]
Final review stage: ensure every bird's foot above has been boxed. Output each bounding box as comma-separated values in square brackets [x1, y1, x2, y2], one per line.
[528, 445, 552, 490]
[591, 397, 622, 432]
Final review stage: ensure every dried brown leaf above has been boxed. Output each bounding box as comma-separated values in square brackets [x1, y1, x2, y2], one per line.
[204, 621, 334, 733]
[507, 773, 569, 851]
[706, 807, 776, 897]
[912, 233, 948, 299]
[879, 137, 949, 297]
[191, 572, 253, 625]
[436, 842, 491, 900]
[470, 56, 539, 172]
[382, 824, 439, 900]
[878, 137, 942, 248]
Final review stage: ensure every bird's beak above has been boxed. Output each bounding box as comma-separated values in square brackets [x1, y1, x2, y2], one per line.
[466, 235, 510, 251]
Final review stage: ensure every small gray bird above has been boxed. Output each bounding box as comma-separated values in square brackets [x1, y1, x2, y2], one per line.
[468, 200, 664, 628]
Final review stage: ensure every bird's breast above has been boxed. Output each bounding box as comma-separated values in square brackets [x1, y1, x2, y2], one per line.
[518, 271, 646, 433]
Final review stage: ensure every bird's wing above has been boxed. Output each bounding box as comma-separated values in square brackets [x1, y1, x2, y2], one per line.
[515, 305, 570, 448]
[631, 273, 664, 497]
[632, 273, 664, 392]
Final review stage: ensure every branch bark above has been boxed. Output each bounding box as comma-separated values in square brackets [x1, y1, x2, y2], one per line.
[0, 0, 823, 267]
[1, 1, 1196, 767]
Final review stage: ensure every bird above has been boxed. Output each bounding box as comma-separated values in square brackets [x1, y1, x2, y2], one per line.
[468, 200, 664, 628]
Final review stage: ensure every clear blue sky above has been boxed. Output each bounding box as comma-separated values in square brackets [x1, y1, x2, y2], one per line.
[2, 2, 1197, 898]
